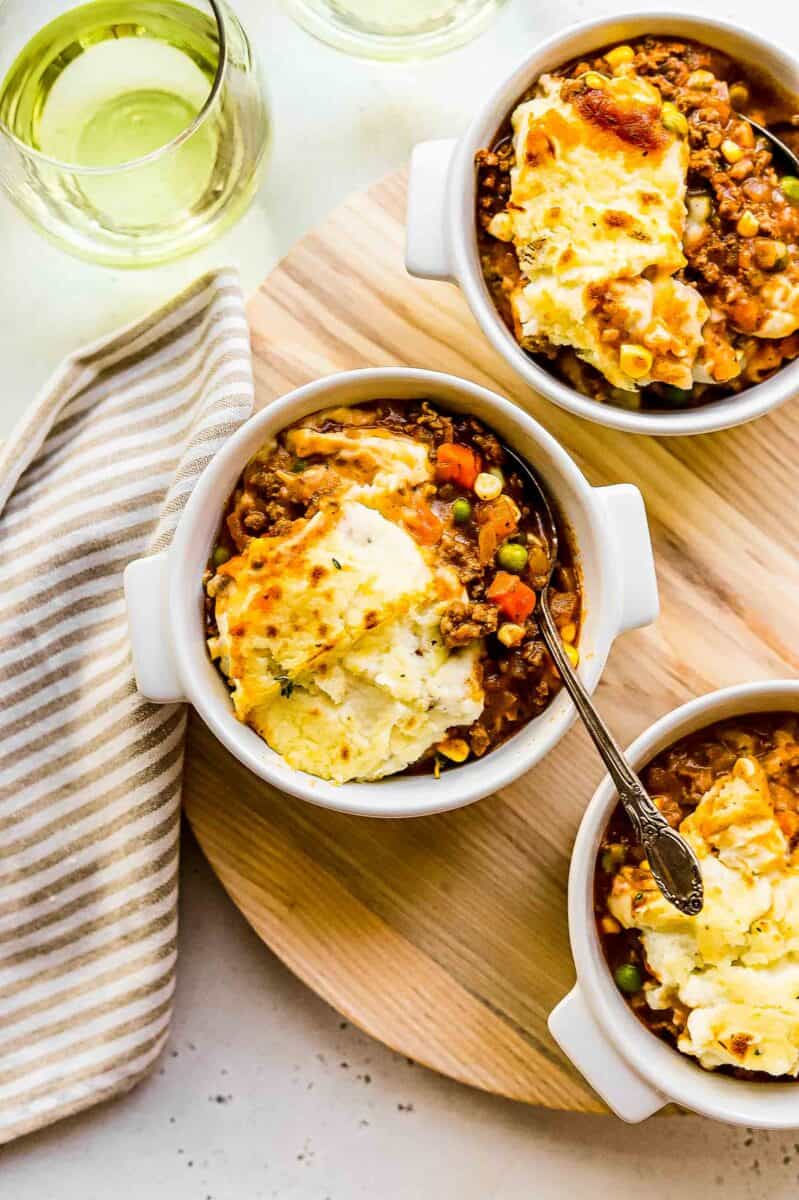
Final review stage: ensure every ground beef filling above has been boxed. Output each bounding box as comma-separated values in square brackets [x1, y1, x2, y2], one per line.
[206, 400, 582, 772]
[595, 713, 799, 1079]
[440, 601, 498, 647]
[476, 36, 799, 410]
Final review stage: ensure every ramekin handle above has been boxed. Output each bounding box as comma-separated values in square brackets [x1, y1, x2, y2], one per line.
[124, 552, 186, 704]
[595, 483, 659, 635]
[548, 985, 667, 1123]
[405, 138, 457, 282]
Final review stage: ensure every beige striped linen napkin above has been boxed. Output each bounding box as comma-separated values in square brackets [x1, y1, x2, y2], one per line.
[0, 267, 254, 1144]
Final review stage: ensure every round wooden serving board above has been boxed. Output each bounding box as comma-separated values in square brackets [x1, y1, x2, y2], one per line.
[183, 170, 799, 1113]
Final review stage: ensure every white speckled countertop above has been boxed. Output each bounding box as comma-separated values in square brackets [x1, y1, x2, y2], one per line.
[2, 0, 799, 1193]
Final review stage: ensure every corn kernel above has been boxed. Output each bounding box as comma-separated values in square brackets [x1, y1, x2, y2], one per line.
[661, 102, 688, 136]
[721, 138, 744, 163]
[753, 238, 787, 270]
[601, 915, 622, 935]
[729, 158, 753, 181]
[583, 71, 606, 88]
[497, 622, 526, 648]
[735, 119, 755, 149]
[619, 343, 653, 379]
[728, 81, 750, 109]
[563, 642, 580, 668]
[474, 471, 503, 500]
[437, 737, 470, 764]
[488, 211, 513, 242]
[687, 69, 715, 90]
[560, 622, 577, 644]
[605, 44, 634, 69]
[737, 209, 759, 237]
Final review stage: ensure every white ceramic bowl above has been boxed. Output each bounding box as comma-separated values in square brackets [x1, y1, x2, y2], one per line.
[124, 367, 658, 817]
[549, 680, 799, 1127]
[405, 12, 799, 437]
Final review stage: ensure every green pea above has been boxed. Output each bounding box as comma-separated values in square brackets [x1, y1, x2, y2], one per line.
[614, 963, 643, 994]
[609, 387, 642, 411]
[213, 545, 231, 567]
[657, 384, 694, 408]
[661, 103, 688, 137]
[497, 542, 528, 573]
[781, 176, 799, 205]
[601, 843, 626, 873]
[452, 497, 472, 524]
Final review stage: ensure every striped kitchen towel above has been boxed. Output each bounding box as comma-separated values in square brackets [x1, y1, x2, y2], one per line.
[0, 267, 254, 1144]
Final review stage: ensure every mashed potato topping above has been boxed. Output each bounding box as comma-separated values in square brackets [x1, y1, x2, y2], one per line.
[207, 422, 484, 783]
[608, 757, 799, 1076]
[207, 402, 583, 782]
[487, 71, 708, 391]
[478, 39, 799, 408]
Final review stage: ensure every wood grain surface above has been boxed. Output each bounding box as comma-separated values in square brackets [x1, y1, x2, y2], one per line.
[183, 169, 799, 1112]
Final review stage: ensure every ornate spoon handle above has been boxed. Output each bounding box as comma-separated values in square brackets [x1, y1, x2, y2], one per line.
[538, 595, 704, 916]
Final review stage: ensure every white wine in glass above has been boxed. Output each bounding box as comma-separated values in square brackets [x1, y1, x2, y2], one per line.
[0, 0, 270, 265]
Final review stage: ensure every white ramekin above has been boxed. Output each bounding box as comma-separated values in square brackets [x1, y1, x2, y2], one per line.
[405, 12, 799, 437]
[549, 680, 799, 1127]
[124, 367, 658, 818]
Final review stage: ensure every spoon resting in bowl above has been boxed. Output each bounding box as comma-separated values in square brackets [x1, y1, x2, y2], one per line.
[502, 446, 704, 916]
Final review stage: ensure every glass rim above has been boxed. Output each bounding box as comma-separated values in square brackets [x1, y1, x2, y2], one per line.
[281, 0, 506, 61]
[0, 0, 228, 175]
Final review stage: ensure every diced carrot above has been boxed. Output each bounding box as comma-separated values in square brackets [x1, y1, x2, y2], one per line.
[436, 443, 482, 489]
[487, 571, 517, 599]
[487, 572, 536, 622]
[403, 500, 444, 546]
[487, 571, 519, 600]
[499, 579, 537, 623]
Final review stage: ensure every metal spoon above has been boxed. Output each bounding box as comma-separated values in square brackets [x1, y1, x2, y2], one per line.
[502, 446, 704, 916]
